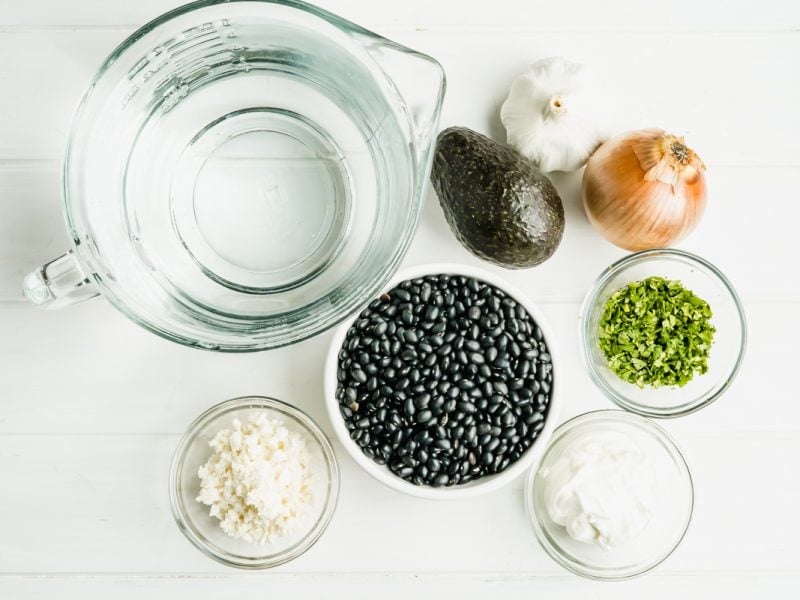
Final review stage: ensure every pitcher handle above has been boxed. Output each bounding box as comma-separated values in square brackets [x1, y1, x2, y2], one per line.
[23, 251, 99, 309]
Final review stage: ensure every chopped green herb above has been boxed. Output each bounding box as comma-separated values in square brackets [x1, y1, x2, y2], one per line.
[598, 276, 715, 388]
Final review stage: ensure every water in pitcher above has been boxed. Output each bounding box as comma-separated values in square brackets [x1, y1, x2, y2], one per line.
[89, 18, 408, 316]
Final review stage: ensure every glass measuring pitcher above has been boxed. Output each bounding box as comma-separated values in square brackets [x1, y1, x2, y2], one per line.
[23, 0, 445, 351]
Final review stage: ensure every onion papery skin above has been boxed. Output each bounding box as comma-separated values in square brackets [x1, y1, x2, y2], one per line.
[582, 130, 707, 252]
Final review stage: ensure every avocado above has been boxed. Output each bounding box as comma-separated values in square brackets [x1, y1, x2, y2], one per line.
[431, 127, 565, 269]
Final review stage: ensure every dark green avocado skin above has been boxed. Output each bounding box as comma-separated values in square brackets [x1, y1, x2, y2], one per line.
[431, 127, 565, 269]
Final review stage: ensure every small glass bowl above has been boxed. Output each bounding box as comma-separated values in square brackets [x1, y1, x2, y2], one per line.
[169, 396, 339, 569]
[579, 249, 747, 418]
[525, 410, 694, 580]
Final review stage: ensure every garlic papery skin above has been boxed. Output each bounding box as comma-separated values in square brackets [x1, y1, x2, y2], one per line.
[500, 57, 606, 172]
[582, 128, 707, 251]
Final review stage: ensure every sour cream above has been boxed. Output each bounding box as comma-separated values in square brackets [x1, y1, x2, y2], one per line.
[542, 430, 658, 548]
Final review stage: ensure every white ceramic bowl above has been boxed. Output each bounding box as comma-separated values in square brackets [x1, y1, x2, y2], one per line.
[323, 263, 562, 499]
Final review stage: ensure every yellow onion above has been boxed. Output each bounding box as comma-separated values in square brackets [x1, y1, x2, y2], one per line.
[582, 128, 707, 251]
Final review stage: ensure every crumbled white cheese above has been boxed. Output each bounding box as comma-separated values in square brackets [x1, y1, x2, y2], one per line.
[196, 413, 314, 545]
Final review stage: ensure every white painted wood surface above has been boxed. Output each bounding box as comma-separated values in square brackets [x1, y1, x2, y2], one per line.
[1, 0, 798, 596]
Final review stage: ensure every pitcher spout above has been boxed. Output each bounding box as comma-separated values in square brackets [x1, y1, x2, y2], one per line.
[361, 37, 446, 170]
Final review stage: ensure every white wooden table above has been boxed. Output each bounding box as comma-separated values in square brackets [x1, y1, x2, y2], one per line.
[2, 1, 799, 597]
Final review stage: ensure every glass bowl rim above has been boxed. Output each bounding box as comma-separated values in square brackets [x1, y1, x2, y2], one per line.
[524, 409, 695, 581]
[168, 395, 340, 569]
[578, 248, 748, 418]
[323, 262, 563, 499]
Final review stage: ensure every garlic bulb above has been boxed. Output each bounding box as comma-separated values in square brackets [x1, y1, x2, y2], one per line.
[582, 128, 707, 251]
[500, 57, 606, 172]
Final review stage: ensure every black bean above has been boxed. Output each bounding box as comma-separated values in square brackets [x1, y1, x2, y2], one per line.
[420, 285, 432, 303]
[403, 398, 415, 417]
[501, 426, 517, 440]
[402, 455, 417, 467]
[425, 306, 440, 321]
[432, 474, 449, 487]
[517, 361, 531, 378]
[414, 393, 431, 409]
[398, 466, 414, 477]
[481, 347, 496, 363]
[469, 352, 485, 365]
[501, 412, 517, 427]
[525, 412, 544, 425]
[493, 380, 508, 395]
[458, 401, 477, 414]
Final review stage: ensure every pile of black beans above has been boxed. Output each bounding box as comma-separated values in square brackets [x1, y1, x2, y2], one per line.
[335, 274, 553, 487]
